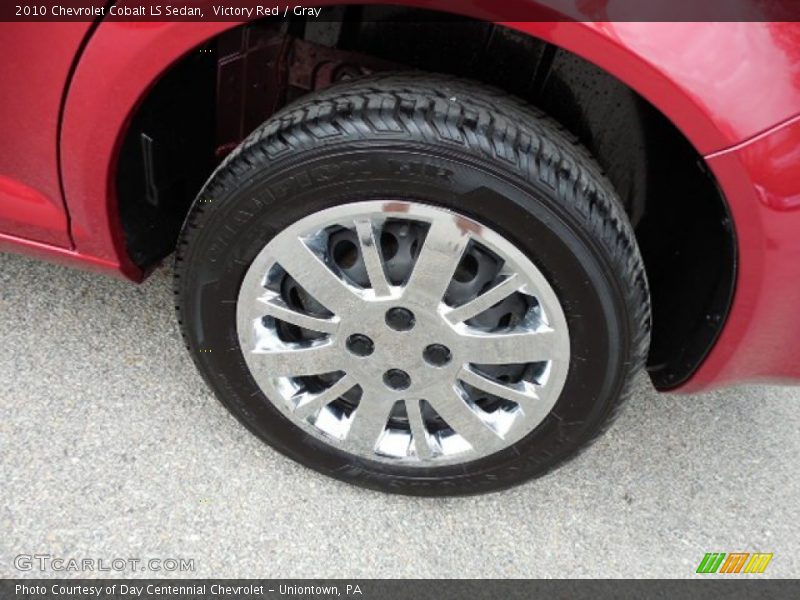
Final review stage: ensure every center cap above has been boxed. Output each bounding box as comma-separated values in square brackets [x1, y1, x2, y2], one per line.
[340, 299, 459, 395]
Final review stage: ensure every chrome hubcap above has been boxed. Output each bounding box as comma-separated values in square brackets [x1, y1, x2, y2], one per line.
[237, 201, 570, 466]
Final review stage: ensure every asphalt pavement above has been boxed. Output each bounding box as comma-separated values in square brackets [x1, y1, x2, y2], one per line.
[1, 250, 798, 578]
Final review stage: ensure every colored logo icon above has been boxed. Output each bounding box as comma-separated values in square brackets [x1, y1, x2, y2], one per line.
[696, 553, 773, 574]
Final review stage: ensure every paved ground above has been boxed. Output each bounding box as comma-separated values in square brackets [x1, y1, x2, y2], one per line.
[1, 250, 798, 579]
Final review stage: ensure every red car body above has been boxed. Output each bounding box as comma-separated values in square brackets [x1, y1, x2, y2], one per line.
[1, 5, 799, 393]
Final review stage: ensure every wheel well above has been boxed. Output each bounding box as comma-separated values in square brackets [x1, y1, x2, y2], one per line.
[115, 8, 735, 390]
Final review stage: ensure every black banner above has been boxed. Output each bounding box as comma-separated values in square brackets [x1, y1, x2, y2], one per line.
[3, 0, 800, 22]
[3, 580, 800, 600]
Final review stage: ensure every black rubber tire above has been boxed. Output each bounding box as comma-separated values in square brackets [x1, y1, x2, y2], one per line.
[174, 73, 651, 496]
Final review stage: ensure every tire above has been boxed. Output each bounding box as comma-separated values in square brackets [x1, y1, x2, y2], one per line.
[174, 73, 651, 496]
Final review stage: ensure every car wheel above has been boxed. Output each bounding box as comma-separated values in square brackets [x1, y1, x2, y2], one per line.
[174, 73, 650, 496]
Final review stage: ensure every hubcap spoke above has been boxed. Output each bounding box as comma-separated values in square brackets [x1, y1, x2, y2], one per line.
[256, 292, 339, 334]
[405, 398, 434, 460]
[458, 327, 565, 365]
[250, 342, 341, 377]
[404, 218, 470, 306]
[458, 365, 545, 419]
[355, 219, 392, 297]
[293, 374, 357, 420]
[344, 391, 396, 455]
[276, 235, 359, 315]
[443, 273, 522, 325]
[426, 385, 505, 452]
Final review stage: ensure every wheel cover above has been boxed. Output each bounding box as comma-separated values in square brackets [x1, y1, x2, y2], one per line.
[236, 201, 570, 466]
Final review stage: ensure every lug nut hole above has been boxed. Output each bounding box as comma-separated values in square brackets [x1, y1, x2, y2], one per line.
[383, 369, 411, 391]
[346, 334, 374, 357]
[385, 307, 416, 331]
[423, 344, 452, 367]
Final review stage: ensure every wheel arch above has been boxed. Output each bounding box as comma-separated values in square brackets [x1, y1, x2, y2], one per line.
[61, 12, 737, 265]
[61, 8, 742, 389]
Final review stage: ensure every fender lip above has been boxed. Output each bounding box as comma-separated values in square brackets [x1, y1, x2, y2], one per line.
[673, 115, 800, 393]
